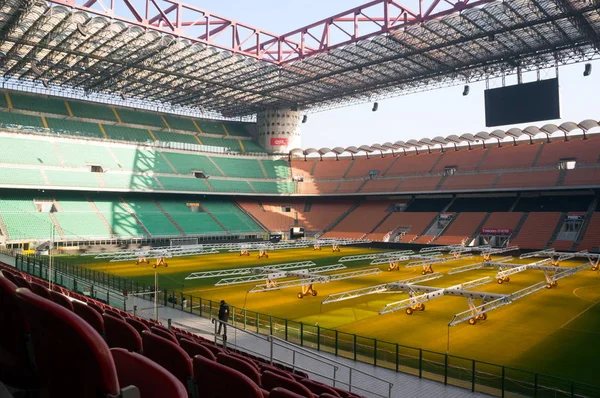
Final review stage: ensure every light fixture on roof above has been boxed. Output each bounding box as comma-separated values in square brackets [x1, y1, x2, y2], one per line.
[77, 22, 89, 37]
[120, 93, 126, 101]
[462, 85, 470, 96]
[30, 60, 42, 76]
[583, 63, 592, 77]
[302, 115, 308, 123]
[372, 102, 379, 112]
[41, 80, 49, 89]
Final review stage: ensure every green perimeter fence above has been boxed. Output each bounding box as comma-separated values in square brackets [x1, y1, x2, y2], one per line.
[11, 254, 600, 398]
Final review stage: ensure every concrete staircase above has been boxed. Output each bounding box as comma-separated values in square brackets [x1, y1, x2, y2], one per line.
[48, 213, 65, 239]
[87, 196, 116, 236]
[545, 212, 567, 249]
[510, 212, 530, 242]
[154, 201, 186, 235]
[322, 199, 363, 234]
[571, 197, 598, 251]
[119, 198, 151, 236]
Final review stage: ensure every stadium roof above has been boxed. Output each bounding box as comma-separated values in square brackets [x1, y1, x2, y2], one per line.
[1, 0, 599, 117]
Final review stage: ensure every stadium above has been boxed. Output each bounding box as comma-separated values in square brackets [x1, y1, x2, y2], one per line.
[0, 0, 600, 397]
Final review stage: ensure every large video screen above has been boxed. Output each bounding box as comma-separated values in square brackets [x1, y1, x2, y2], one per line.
[484, 78, 560, 127]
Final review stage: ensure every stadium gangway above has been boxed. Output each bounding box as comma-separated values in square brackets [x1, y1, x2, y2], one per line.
[184, 261, 316, 280]
[447, 256, 515, 275]
[448, 263, 590, 326]
[248, 267, 382, 298]
[379, 277, 495, 315]
[338, 250, 414, 262]
[215, 264, 346, 286]
[321, 273, 444, 304]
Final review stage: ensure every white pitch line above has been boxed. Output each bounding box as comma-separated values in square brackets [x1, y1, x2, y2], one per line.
[560, 299, 600, 329]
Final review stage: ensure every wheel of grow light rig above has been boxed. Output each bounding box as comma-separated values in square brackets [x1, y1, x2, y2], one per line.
[311, 290, 317, 297]
[297, 292, 303, 299]
[406, 307, 413, 315]
[469, 318, 477, 325]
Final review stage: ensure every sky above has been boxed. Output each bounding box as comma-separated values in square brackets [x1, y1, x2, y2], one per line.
[200, 1, 600, 149]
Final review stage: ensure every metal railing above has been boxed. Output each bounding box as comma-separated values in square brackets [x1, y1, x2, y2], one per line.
[8, 252, 600, 398]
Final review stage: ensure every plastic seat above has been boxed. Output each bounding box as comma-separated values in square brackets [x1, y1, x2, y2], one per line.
[14, 288, 121, 397]
[0, 269, 18, 285]
[201, 342, 226, 357]
[72, 301, 105, 335]
[300, 379, 341, 397]
[229, 352, 261, 371]
[29, 282, 52, 300]
[125, 317, 151, 336]
[193, 354, 263, 398]
[180, 338, 217, 361]
[270, 388, 308, 398]
[260, 364, 295, 380]
[12, 275, 32, 289]
[87, 301, 105, 314]
[262, 370, 314, 398]
[141, 331, 194, 393]
[151, 326, 179, 344]
[105, 308, 125, 320]
[0, 276, 35, 389]
[111, 348, 188, 398]
[217, 353, 262, 386]
[103, 314, 143, 352]
[49, 290, 74, 311]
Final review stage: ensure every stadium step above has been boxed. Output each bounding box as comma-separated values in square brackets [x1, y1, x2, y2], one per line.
[206, 156, 227, 177]
[474, 147, 490, 170]
[356, 179, 369, 192]
[154, 201, 186, 235]
[0, 214, 8, 240]
[556, 169, 567, 186]
[202, 206, 229, 234]
[491, 173, 502, 188]
[510, 212, 530, 241]
[381, 155, 400, 176]
[545, 212, 568, 249]
[413, 214, 442, 243]
[119, 199, 151, 237]
[531, 142, 545, 167]
[428, 151, 445, 173]
[303, 198, 312, 212]
[322, 199, 363, 234]
[430, 213, 458, 243]
[434, 175, 448, 190]
[471, 212, 492, 244]
[48, 213, 66, 239]
[257, 159, 269, 179]
[87, 197, 116, 236]
[51, 141, 66, 167]
[367, 212, 393, 235]
[341, 159, 355, 179]
[233, 201, 268, 233]
[159, 152, 178, 174]
[571, 197, 598, 250]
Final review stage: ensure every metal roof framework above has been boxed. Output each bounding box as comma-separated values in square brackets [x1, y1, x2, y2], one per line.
[0, 0, 599, 117]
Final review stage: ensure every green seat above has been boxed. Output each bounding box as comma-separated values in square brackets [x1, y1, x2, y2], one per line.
[0, 110, 44, 129]
[125, 200, 179, 236]
[0, 136, 61, 166]
[153, 130, 198, 145]
[249, 181, 294, 194]
[56, 142, 120, 169]
[54, 213, 112, 239]
[0, 212, 54, 240]
[115, 108, 165, 128]
[224, 123, 251, 137]
[46, 118, 104, 139]
[211, 158, 264, 179]
[158, 201, 224, 235]
[68, 101, 117, 121]
[158, 176, 210, 192]
[0, 168, 45, 186]
[201, 201, 261, 233]
[208, 179, 253, 193]
[162, 152, 223, 176]
[90, 198, 146, 237]
[110, 147, 174, 174]
[240, 140, 265, 153]
[10, 92, 69, 116]
[103, 124, 153, 143]
[163, 115, 198, 132]
[45, 170, 103, 188]
[196, 121, 225, 135]
[262, 159, 290, 179]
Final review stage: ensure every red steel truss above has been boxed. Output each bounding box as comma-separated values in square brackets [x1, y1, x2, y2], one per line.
[49, 0, 494, 63]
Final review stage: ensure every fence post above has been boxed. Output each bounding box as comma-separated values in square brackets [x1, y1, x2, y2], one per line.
[317, 326, 320, 351]
[444, 354, 448, 385]
[353, 335, 357, 361]
[501, 366, 505, 398]
[285, 319, 288, 341]
[471, 360, 475, 392]
[335, 330, 339, 356]
[300, 323, 304, 347]
[395, 344, 399, 372]
[256, 313, 259, 333]
[419, 349, 422, 379]
[534, 373, 538, 397]
[373, 339, 377, 367]
[269, 315, 273, 336]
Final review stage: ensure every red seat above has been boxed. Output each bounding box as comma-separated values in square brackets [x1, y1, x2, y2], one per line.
[105, 308, 125, 320]
[12, 275, 32, 289]
[0, 269, 18, 285]
[103, 314, 143, 352]
[229, 352, 261, 371]
[260, 364, 295, 380]
[72, 301, 105, 335]
[141, 331, 194, 393]
[49, 290, 74, 311]
[217, 352, 262, 386]
[262, 370, 314, 398]
[151, 326, 179, 344]
[125, 317, 151, 336]
[87, 301, 105, 314]
[0, 276, 35, 389]
[270, 388, 308, 398]
[193, 354, 263, 398]
[300, 379, 341, 397]
[111, 348, 188, 398]
[180, 338, 217, 361]
[15, 288, 121, 397]
[29, 282, 52, 300]
[201, 342, 227, 357]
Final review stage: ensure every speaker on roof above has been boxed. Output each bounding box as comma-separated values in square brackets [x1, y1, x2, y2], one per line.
[302, 115, 307, 123]
[41, 80, 49, 89]
[584, 63, 592, 77]
[462, 85, 470, 96]
[30, 60, 42, 76]
[77, 22, 89, 37]
[372, 102, 378, 112]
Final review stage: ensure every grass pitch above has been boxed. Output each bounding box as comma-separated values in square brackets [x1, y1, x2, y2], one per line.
[70, 246, 600, 386]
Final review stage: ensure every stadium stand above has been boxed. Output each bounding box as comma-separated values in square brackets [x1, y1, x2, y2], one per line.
[478, 143, 542, 170]
[67, 100, 118, 121]
[212, 157, 267, 179]
[447, 196, 515, 212]
[360, 178, 400, 193]
[345, 156, 394, 179]
[125, 200, 181, 236]
[46, 117, 105, 139]
[114, 107, 165, 128]
[494, 170, 560, 189]
[9, 91, 69, 116]
[322, 200, 396, 239]
[102, 124, 153, 143]
[440, 174, 496, 191]
[385, 152, 442, 176]
[431, 148, 486, 173]
[434, 212, 487, 244]
[397, 176, 442, 192]
[510, 212, 562, 249]
[366, 212, 438, 242]
[200, 201, 263, 233]
[313, 158, 353, 179]
[576, 210, 600, 251]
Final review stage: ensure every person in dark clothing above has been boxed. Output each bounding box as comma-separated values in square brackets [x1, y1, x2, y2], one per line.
[217, 300, 229, 335]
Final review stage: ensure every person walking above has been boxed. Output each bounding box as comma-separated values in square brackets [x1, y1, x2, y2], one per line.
[217, 300, 229, 336]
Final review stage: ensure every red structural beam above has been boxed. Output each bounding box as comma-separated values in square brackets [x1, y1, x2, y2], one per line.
[48, 0, 494, 63]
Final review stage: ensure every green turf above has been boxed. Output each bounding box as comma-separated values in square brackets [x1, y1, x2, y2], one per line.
[66, 247, 600, 387]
